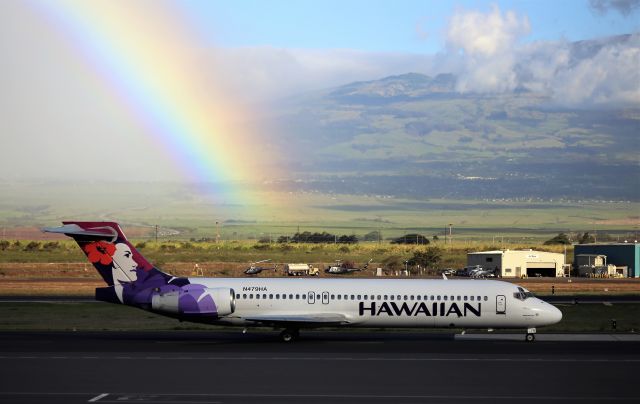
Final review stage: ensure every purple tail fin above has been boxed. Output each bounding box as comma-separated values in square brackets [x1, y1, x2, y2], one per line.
[43, 222, 178, 304]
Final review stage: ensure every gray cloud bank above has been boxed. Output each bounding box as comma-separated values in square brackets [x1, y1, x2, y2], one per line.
[209, 5, 639, 108]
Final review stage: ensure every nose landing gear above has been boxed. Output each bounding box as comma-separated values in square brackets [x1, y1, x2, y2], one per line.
[525, 327, 536, 342]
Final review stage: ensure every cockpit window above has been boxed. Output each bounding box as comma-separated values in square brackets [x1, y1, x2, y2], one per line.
[513, 287, 535, 300]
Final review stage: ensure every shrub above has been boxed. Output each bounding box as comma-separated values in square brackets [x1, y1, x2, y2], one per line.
[24, 241, 41, 251]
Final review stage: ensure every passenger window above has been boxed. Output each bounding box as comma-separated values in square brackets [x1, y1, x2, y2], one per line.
[289, 294, 293, 299]
[437, 295, 441, 301]
[295, 294, 300, 299]
[444, 296, 448, 301]
[269, 294, 273, 299]
[457, 296, 461, 301]
[450, 296, 454, 301]
[263, 294, 267, 299]
[357, 295, 361, 300]
[243, 294, 247, 299]
[417, 295, 421, 301]
[351, 295, 355, 300]
[250, 294, 254, 299]
[390, 295, 394, 300]
[276, 294, 280, 299]
[464, 296, 468, 301]
[370, 295, 375, 300]
[344, 295, 348, 300]
[302, 294, 307, 299]
[397, 295, 401, 300]
[470, 296, 474, 301]
[484, 296, 488, 301]
[410, 295, 414, 301]
[331, 294, 336, 299]
[430, 296, 434, 301]
[337, 295, 342, 300]
[477, 296, 481, 301]
[256, 294, 260, 300]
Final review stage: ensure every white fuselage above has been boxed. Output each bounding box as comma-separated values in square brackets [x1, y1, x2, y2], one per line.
[187, 278, 562, 329]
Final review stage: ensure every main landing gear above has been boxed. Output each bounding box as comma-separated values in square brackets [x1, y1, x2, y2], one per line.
[525, 327, 536, 342]
[279, 328, 300, 342]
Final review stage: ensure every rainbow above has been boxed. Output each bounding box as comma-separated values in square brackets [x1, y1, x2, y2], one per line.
[32, 1, 273, 202]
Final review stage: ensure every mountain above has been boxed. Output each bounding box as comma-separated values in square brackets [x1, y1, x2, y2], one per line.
[262, 39, 639, 201]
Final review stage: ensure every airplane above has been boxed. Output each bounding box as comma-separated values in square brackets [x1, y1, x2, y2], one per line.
[44, 222, 562, 342]
[244, 259, 277, 275]
[325, 258, 372, 274]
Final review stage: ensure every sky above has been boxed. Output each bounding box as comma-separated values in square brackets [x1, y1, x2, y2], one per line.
[0, 0, 638, 186]
[188, 0, 639, 52]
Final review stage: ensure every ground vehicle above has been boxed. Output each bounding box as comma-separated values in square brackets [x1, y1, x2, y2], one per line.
[285, 263, 319, 276]
[456, 265, 483, 277]
[442, 268, 456, 276]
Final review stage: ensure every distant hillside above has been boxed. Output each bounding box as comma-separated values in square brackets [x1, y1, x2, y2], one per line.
[263, 36, 639, 201]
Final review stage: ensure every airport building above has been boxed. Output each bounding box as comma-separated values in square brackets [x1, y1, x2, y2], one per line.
[573, 243, 640, 278]
[467, 249, 566, 278]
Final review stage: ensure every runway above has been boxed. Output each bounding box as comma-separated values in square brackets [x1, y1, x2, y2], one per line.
[0, 331, 639, 403]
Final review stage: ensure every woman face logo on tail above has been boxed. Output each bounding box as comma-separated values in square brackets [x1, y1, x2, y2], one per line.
[84, 241, 140, 303]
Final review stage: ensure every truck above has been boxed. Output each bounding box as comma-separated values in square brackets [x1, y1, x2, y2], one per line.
[285, 263, 320, 276]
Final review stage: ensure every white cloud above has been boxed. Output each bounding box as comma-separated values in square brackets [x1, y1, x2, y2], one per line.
[444, 5, 530, 93]
[550, 34, 640, 106]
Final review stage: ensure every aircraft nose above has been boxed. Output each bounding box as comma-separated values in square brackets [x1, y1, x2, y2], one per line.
[542, 303, 563, 325]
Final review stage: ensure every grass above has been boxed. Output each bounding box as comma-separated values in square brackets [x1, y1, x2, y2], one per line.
[0, 239, 571, 265]
[0, 302, 637, 333]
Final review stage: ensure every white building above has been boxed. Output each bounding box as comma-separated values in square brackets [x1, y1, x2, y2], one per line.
[467, 249, 565, 278]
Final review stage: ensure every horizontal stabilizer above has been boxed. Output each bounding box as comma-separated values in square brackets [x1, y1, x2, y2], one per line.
[43, 224, 118, 241]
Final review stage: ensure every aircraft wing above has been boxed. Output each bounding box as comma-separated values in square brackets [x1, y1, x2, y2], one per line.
[244, 313, 352, 326]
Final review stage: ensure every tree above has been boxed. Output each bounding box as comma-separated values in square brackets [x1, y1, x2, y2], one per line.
[381, 255, 404, 272]
[408, 247, 442, 268]
[579, 232, 595, 244]
[391, 234, 430, 245]
[363, 231, 381, 242]
[544, 233, 571, 245]
[337, 234, 358, 244]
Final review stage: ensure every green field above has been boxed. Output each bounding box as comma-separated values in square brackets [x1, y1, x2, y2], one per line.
[1, 180, 638, 243]
[0, 302, 637, 333]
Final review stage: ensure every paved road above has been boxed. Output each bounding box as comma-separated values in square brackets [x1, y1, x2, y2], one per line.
[0, 330, 638, 403]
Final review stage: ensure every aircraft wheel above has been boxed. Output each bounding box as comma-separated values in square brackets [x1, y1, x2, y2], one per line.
[280, 329, 299, 342]
[525, 333, 535, 342]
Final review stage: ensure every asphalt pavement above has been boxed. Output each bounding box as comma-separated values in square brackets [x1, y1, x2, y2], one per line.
[0, 330, 638, 404]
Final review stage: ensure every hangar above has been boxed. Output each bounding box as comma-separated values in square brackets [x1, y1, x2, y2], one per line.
[573, 243, 639, 278]
[467, 249, 565, 278]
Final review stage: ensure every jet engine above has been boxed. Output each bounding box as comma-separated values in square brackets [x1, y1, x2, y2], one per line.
[151, 286, 235, 317]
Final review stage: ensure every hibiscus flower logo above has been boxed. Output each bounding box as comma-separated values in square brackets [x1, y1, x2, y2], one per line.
[84, 241, 116, 265]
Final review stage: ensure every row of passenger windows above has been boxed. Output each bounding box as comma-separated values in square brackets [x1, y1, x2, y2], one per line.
[235, 293, 489, 302]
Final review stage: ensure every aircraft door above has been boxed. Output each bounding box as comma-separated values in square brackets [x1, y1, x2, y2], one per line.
[496, 295, 506, 314]
[308, 291, 316, 304]
[322, 291, 329, 305]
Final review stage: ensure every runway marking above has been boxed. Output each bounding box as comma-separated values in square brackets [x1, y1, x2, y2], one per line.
[88, 393, 109, 402]
[1, 355, 639, 363]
